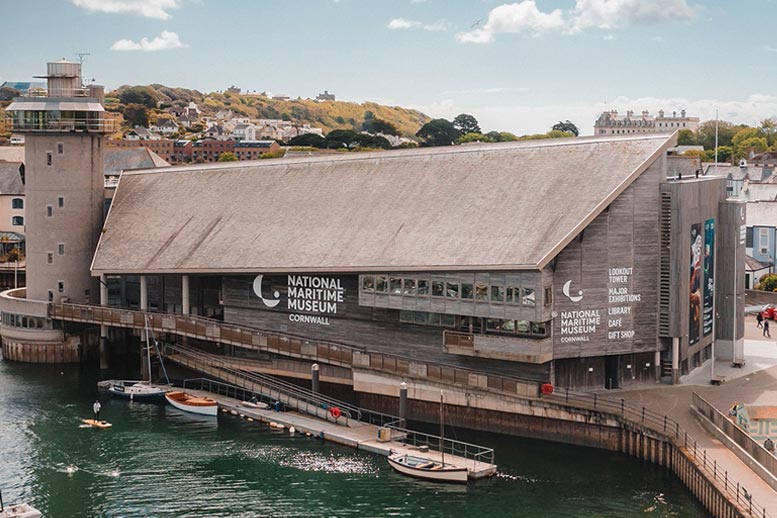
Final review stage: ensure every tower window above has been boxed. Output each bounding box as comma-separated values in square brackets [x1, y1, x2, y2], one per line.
[48, 291, 54, 302]
[58, 281, 64, 293]
[47, 205, 53, 217]
[57, 143, 64, 155]
[47, 252, 53, 264]
[46, 152, 52, 166]
[58, 243, 65, 255]
[58, 197, 64, 208]
[11, 216, 23, 226]
[11, 198, 23, 209]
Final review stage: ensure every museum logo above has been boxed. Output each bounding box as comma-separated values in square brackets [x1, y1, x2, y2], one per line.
[562, 280, 584, 302]
[253, 274, 281, 308]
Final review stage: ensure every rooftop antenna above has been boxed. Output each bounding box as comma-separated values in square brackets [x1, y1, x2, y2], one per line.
[75, 52, 90, 86]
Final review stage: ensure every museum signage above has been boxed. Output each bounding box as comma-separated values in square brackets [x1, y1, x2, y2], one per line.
[253, 274, 345, 326]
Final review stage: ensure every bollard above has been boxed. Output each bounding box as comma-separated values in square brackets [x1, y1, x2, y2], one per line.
[399, 382, 408, 427]
[311, 363, 320, 394]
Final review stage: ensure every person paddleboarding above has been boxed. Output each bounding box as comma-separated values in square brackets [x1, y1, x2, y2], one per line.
[93, 400, 101, 422]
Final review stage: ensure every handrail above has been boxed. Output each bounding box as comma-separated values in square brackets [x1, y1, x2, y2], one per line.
[543, 387, 775, 518]
[382, 418, 495, 466]
[161, 342, 362, 423]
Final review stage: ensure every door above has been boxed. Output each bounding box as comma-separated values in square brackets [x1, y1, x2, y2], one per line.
[604, 356, 620, 389]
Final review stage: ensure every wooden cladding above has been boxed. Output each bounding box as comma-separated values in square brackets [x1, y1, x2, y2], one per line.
[52, 303, 538, 398]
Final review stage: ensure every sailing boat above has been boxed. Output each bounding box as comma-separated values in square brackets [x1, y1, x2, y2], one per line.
[387, 391, 468, 483]
[105, 315, 171, 401]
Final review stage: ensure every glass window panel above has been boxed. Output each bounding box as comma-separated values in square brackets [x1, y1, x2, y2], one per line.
[544, 287, 553, 305]
[441, 314, 456, 327]
[361, 275, 375, 292]
[375, 276, 387, 293]
[390, 277, 402, 294]
[522, 288, 536, 307]
[461, 283, 474, 299]
[432, 280, 444, 297]
[501, 320, 516, 333]
[446, 282, 459, 298]
[417, 279, 430, 296]
[516, 320, 531, 334]
[491, 286, 505, 302]
[428, 312, 441, 325]
[400, 310, 413, 323]
[403, 279, 417, 296]
[486, 318, 501, 331]
[506, 287, 519, 303]
[414, 311, 426, 324]
[475, 283, 488, 301]
[531, 321, 548, 336]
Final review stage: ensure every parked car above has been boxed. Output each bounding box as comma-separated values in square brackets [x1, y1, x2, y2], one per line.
[761, 305, 777, 320]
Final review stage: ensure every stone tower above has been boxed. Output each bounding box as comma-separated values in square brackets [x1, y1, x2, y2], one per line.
[6, 60, 111, 304]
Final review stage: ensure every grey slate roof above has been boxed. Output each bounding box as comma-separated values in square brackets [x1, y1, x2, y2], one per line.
[0, 162, 24, 195]
[91, 134, 673, 275]
[103, 148, 170, 176]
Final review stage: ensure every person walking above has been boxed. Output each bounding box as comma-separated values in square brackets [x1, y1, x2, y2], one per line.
[93, 400, 101, 422]
[757, 312, 764, 328]
[764, 320, 771, 338]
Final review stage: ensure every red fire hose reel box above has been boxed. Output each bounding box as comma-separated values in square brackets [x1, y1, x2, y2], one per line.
[540, 383, 554, 395]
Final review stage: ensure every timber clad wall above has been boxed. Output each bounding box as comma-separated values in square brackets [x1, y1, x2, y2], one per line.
[552, 157, 663, 359]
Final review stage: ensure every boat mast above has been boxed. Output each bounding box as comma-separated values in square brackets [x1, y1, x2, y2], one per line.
[440, 390, 445, 466]
[144, 315, 152, 383]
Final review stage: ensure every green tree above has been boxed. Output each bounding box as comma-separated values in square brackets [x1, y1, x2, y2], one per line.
[734, 136, 768, 159]
[122, 104, 149, 127]
[362, 118, 400, 136]
[453, 113, 481, 135]
[119, 87, 157, 109]
[457, 132, 492, 144]
[758, 274, 777, 292]
[760, 118, 777, 147]
[416, 119, 460, 147]
[217, 152, 238, 162]
[677, 129, 697, 146]
[551, 120, 579, 136]
[289, 133, 325, 148]
[497, 131, 518, 142]
[324, 129, 361, 150]
[0, 86, 20, 102]
[697, 120, 740, 150]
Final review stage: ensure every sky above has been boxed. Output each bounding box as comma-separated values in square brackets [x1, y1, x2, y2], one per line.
[3, 0, 777, 135]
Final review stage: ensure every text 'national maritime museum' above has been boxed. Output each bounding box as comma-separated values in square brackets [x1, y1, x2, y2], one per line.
[0, 72, 745, 390]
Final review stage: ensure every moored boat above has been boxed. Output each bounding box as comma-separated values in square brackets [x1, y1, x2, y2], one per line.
[165, 391, 218, 416]
[108, 380, 170, 401]
[0, 492, 42, 518]
[386, 453, 468, 483]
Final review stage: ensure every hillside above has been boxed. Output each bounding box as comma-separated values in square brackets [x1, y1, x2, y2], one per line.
[105, 84, 430, 138]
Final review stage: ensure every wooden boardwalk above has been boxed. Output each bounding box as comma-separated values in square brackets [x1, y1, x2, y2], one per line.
[185, 389, 497, 480]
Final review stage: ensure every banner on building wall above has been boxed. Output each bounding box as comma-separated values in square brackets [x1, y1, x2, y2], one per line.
[703, 219, 715, 336]
[690, 223, 702, 345]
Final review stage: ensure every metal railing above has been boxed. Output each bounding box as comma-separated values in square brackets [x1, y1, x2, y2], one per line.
[6, 117, 117, 133]
[543, 387, 775, 518]
[22, 88, 93, 98]
[382, 418, 495, 467]
[162, 342, 362, 425]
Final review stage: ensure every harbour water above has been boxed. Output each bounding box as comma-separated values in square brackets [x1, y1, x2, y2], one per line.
[0, 359, 708, 517]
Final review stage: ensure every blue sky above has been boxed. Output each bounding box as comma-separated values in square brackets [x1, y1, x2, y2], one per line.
[3, 0, 777, 134]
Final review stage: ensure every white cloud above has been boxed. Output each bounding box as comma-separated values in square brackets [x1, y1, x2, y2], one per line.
[72, 0, 181, 20]
[456, 1, 564, 43]
[440, 87, 529, 95]
[387, 18, 450, 31]
[111, 30, 187, 51]
[457, 0, 698, 43]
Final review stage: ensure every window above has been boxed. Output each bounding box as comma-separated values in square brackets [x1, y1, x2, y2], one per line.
[46, 152, 52, 166]
[490, 286, 505, 302]
[475, 283, 488, 301]
[47, 205, 52, 217]
[11, 216, 23, 226]
[57, 143, 64, 155]
[47, 253, 53, 264]
[48, 289, 53, 300]
[389, 277, 402, 294]
[445, 282, 459, 298]
[58, 197, 64, 208]
[531, 321, 548, 336]
[759, 228, 769, 254]
[58, 281, 64, 293]
[516, 320, 531, 335]
[403, 278, 416, 296]
[544, 287, 553, 306]
[432, 280, 444, 297]
[361, 275, 375, 292]
[506, 287, 520, 304]
[417, 279, 429, 296]
[375, 276, 387, 293]
[58, 243, 65, 255]
[522, 288, 536, 307]
[11, 198, 23, 209]
[461, 283, 474, 299]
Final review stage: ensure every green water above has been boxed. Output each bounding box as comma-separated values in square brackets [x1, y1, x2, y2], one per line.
[0, 359, 708, 517]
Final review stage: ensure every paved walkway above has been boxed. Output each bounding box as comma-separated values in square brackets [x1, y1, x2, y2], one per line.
[600, 316, 777, 514]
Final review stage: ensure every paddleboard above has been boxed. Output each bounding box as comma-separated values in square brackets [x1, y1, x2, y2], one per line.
[81, 419, 112, 429]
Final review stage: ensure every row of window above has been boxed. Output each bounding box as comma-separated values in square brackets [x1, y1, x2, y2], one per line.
[361, 275, 545, 307]
[398, 310, 550, 338]
[12, 198, 22, 209]
[12, 216, 23, 226]
[1, 312, 49, 330]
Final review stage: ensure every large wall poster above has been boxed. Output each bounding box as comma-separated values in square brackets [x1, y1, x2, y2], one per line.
[703, 219, 715, 336]
[689, 223, 702, 345]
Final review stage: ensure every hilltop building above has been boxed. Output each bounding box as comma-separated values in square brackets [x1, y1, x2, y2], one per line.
[595, 110, 700, 136]
[316, 90, 336, 101]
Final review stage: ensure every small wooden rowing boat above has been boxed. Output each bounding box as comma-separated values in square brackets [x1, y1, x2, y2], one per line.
[0, 503, 42, 518]
[165, 391, 218, 416]
[387, 453, 468, 483]
[81, 419, 113, 429]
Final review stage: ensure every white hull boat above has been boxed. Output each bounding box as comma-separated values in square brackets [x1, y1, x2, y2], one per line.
[387, 453, 468, 483]
[0, 503, 42, 518]
[165, 391, 218, 416]
[107, 380, 170, 401]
